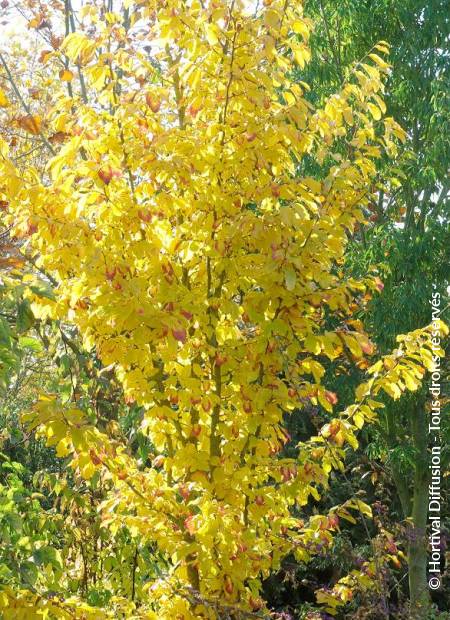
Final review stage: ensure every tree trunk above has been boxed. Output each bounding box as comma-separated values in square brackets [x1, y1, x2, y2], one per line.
[391, 462, 412, 519]
[408, 402, 430, 617]
[385, 407, 412, 519]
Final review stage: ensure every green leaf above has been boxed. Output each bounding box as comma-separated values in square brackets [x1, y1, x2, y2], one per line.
[285, 267, 296, 291]
[18, 336, 42, 352]
[16, 300, 34, 333]
[32, 546, 62, 569]
[30, 280, 56, 301]
[0, 317, 12, 346]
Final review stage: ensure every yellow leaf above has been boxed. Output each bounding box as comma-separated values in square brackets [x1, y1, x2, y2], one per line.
[338, 509, 356, 524]
[373, 94, 386, 114]
[59, 69, 74, 82]
[0, 89, 10, 108]
[205, 23, 219, 46]
[292, 20, 309, 38]
[284, 90, 296, 106]
[304, 334, 321, 355]
[302, 177, 321, 193]
[402, 370, 419, 391]
[368, 53, 390, 69]
[61, 32, 95, 64]
[353, 499, 372, 518]
[353, 412, 364, 429]
[419, 347, 435, 371]
[318, 391, 332, 412]
[293, 48, 306, 68]
[343, 334, 363, 359]
[345, 431, 358, 450]
[382, 381, 402, 399]
[367, 103, 382, 120]
[343, 107, 353, 125]
[28, 17, 43, 29]
[374, 42, 390, 53]
[264, 9, 280, 29]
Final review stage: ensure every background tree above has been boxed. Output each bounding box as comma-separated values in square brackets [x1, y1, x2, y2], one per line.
[302, 0, 449, 615]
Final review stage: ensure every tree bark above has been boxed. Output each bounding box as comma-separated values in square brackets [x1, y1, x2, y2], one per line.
[391, 462, 412, 519]
[408, 401, 431, 617]
[385, 406, 412, 519]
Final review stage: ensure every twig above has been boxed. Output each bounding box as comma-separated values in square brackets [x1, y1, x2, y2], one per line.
[0, 53, 56, 155]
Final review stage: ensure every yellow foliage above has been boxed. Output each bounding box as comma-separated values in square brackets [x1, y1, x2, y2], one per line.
[0, 0, 444, 617]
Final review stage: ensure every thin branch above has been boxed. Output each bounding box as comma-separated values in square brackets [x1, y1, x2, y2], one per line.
[0, 53, 56, 155]
[318, 0, 344, 82]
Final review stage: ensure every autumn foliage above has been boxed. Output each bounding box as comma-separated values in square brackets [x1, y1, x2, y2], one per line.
[0, 0, 446, 618]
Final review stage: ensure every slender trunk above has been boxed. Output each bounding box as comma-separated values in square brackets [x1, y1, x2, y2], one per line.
[186, 556, 200, 592]
[131, 545, 138, 601]
[408, 401, 430, 617]
[391, 462, 412, 519]
[185, 534, 200, 593]
[385, 407, 412, 519]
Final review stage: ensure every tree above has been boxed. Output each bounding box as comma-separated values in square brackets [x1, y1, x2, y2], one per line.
[0, 0, 445, 618]
[302, 0, 449, 613]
